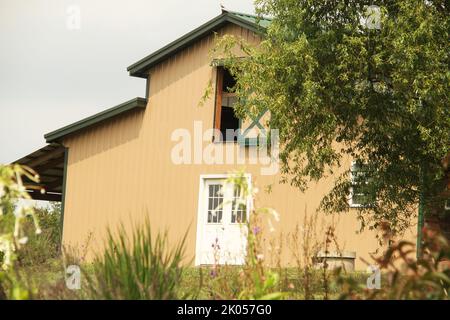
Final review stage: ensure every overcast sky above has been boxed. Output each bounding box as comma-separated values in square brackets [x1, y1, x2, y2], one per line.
[0, 0, 255, 163]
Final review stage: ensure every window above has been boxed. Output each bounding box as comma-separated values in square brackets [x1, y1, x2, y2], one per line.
[444, 187, 450, 211]
[445, 199, 450, 211]
[444, 179, 450, 211]
[207, 183, 223, 223]
[349, 162, 376, 208]
[231, 186, 247, 223]
[214, 68, 240, 142]
[203, 177, 249, 225]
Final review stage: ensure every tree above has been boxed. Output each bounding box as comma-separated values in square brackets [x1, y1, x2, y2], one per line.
[215, 0, 449, 236]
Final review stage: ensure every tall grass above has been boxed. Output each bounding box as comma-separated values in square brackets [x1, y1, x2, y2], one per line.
[18, 203, 62, 266]
[86, 220, 189, 300]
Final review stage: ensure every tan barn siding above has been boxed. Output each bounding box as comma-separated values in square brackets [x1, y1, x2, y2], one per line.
[62, 23, 416, 269]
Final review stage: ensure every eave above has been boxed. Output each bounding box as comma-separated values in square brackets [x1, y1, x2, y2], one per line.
[127, 11, 269, 78]
[44, 97, 147, 143]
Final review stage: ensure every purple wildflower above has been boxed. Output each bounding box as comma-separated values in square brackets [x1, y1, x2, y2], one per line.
[252, 226, 261, 235]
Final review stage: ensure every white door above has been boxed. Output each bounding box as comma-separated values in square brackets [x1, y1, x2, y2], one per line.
[195, 175, 251, 265]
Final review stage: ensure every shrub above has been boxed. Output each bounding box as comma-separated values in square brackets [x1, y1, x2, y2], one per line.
[86, 220, 188, 299]
[18, 203, 61, 266]
[336, 228, 450, 300]
[203, 172, 284, 300]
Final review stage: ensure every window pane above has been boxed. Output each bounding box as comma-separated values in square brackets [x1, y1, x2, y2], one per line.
[207, 183, 223, 223]
[241, 211, 247, 223]
[208, 196, 213, 210]
[220, 107, 239, 141]
[351, 163, 375, 206]
[231, 186, 246, 223]
[222, 69, 236, 92]
[214, 184, 219, 197]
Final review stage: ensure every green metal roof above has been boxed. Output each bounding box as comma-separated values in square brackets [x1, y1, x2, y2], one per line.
[226, 11, 272, 29]
[45, 97, 147, 143]
[127, 11, 271, 78]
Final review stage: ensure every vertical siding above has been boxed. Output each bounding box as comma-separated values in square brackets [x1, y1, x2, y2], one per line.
[62, 23, 416, 269]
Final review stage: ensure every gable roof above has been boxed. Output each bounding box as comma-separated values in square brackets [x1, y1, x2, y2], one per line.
[43, 11, 269, 144]
[127, 10, 271, 78]
[45, 97, 147, 143]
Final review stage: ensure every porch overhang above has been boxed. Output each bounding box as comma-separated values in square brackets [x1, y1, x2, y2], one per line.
[12, 143, 66, 201]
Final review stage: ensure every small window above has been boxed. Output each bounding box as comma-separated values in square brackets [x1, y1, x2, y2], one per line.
[444, 181, 450, 211]
[349, 162, 376, 208]
[214, 68, 240, 142]
[207, 184, 223, 223]
[231, 186, 247, 223]
[203, 178, 249, 225]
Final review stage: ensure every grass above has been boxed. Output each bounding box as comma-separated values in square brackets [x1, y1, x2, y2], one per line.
[178, 266, 372, 300]
[0, 204, 378, 300]
[82, 221, 189, 300]
[7, 261, 373, 300]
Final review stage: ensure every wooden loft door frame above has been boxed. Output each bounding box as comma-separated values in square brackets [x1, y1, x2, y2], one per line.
[213, 66, 224, 142]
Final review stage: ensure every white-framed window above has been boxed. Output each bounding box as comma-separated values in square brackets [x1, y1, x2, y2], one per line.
[349, 161, 376, 208]
[206, 183, 224, 223]
[445, 199, 450, 211]
[443, 180, 450, 210]
[203, 177, 250, 224]
[231, 186, 247, 223]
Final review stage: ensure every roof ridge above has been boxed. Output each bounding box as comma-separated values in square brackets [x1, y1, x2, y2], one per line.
[127, 11, 270, 78]
[227, 10, 272, 21]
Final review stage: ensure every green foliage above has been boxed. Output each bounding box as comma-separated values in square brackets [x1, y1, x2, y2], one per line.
[0, 164, 41, 299]
[0, 271, 37, 300]
[85, 220, 189, 300]
[214, 0, 450, 234]
[18, 203, 61, 266]
[198, 79, 213, 108]
[231, 173, 283, 300]
[204, 172, 284, 300]
[337, 228, 450, 299]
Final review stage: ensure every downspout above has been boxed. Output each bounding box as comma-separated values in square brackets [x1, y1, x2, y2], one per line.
[145, 76, 150, 99]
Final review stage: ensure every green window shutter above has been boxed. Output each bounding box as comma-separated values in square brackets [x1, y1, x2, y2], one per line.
[237, 108, 269, 146]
